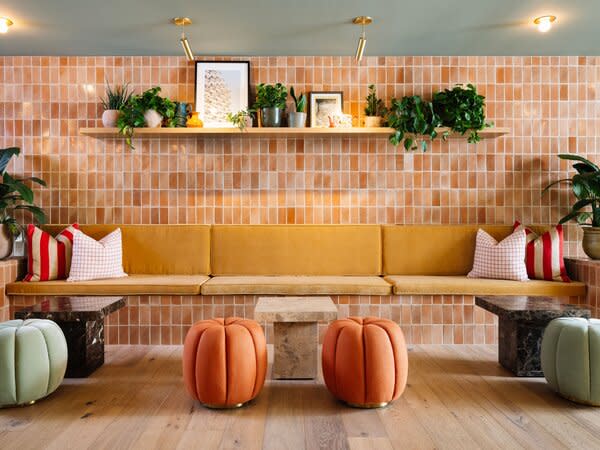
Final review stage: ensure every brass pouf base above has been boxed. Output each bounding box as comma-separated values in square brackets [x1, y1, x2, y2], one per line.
[0, 400, 36, 409]
[201, 402, 245, 410]
[346, 401, 389, 409]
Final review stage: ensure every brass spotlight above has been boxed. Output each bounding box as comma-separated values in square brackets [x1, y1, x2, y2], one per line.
[353, 16, 372, 63]
[172, 17, 194, 61]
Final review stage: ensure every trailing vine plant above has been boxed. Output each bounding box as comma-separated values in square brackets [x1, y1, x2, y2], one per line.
[385, 95, 442, 151]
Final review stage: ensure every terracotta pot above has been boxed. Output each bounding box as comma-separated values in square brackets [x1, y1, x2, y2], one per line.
[582, 227, 600, 259]
[364, 116, 382, 128]
[144, 109, 163, 128]
[102, 110, 120, 128]
[0, 224, 14, 260]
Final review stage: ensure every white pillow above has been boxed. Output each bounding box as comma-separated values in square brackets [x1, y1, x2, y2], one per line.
[467, 229, 528, 281]
[67, 229, 128, 282]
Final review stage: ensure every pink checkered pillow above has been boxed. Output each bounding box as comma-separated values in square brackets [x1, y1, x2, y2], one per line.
[67, 229, 127, 282]
[467, 229, 528, 281]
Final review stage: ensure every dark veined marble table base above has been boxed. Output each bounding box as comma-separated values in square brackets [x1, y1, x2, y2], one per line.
[15, 296, 125, 378]
[476, 296, 590, 377]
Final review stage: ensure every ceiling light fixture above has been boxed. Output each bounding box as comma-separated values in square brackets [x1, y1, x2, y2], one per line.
[352, 16, 372, 63]
[534, 15, 556, 33]
[172, 17, 194, 61]
[0, 17, 13, 34]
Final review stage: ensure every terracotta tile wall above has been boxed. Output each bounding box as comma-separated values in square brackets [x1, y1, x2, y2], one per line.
[0, 259, 21, 321]
[1, 55, 597, 342]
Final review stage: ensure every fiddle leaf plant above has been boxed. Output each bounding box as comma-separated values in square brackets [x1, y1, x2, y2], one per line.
[290, 86, 307, 113]
[543, 154, 600, 226]
[0, 147, 47, 236]
[364, 84, 386, 117]
[116, 87, 177, 150]
[433, 84, 491, 143]
[254, 83, 287, 109]
[385, 95, 442, 151]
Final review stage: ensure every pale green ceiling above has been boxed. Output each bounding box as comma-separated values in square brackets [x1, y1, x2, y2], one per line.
[0, 0, 596, 55]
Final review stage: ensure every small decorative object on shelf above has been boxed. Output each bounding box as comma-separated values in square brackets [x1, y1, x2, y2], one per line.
[329, 113, 353, 128]
[543, 154, 600, 259]
[288, 87, 307, 128]
[226, 109, 254, 131]
[174, 102, 192, 127]
[100, 82, 132, 128]
[0, 147, 47, 259]
[364, 84, 386, 128]
[116, 86, 177, 149]
[433, 84, 491, 143]
[254, 83, 287, 127]
[186, 111, 204, 128]
[309, 91, 343, 128]
[386, 95, 441, 151]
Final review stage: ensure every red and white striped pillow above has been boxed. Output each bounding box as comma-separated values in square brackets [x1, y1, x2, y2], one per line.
[67, 228, 127, 282]
[24, 224, 80, 282]
[468, 228, 529, 281]
[513, 221, 571, 282]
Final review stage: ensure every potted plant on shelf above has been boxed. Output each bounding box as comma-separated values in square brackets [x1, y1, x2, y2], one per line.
[364, 84, 386, 128]
[100, 82, 132, 128]
[543, 154, 600, 259]
[254, 83, 287, 127]
[116, 87, 177, 149]
[226, 109, 255, 131]
[0, 147, 47, 259]
[385, 95, 442, 151]
[288, 87, 307, 128]
[433, 84, 491, 143]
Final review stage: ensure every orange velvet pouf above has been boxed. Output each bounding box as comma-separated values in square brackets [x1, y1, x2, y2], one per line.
[322, 317, 409, 408]
[183, 318, 267, 408]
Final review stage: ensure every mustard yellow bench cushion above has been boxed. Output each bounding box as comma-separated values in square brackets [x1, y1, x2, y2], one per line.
[201, 276, 392, 295]
[382, 224, 548, 276]
[211, 225, 382, 276]
[7, 275, 210, 296]
[384, 275, 586, 297]
[43, 225, 211, 275]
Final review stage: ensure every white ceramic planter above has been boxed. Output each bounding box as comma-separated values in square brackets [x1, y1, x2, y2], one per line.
[102, 110, 120, 128]
[144, 109, 163, 128]
[364, 116, 383, 128]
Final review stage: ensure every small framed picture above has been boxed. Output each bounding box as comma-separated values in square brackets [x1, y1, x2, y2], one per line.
[309, 91, 343, 127]
[194, 61, 250, 127]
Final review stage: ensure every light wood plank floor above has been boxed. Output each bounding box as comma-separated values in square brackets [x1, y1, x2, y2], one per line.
[1, 345, 599, 450]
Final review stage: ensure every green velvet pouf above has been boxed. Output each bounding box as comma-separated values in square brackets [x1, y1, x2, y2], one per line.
[541, 317, 600, 406]
[0, 319, 68, 408]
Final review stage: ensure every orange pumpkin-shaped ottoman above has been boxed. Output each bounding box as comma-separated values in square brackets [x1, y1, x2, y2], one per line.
[322, 317, 408, 408]
[183, 318, 267, 408]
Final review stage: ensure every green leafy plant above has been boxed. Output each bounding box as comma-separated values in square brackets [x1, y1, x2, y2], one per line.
[0, 147, 47, 235]
[433, 84, 491, 143]
[226, 109, 255, 131]
[543, 154, 600, 226]
[100, 81, 133, 110]
[385, 95, 442, 151]
[254, 83, 287, 109]
[364, 84, 386, 117]
[116, 87, 177, 149]
[290, 86, 307, 113]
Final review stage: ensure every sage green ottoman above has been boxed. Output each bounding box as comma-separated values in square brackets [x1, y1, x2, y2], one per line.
[0, 319, 68, 408]
[541, 317, 600, 406]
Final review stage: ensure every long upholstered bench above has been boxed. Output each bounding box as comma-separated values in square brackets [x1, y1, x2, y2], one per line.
[6, 224, 586, 298]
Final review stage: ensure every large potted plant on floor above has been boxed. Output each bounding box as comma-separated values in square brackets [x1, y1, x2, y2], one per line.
[254, 83, 287, 127]
[543, 154, 600, 259]
[0, 147, 47, 259]
[117, 87, 177, 149]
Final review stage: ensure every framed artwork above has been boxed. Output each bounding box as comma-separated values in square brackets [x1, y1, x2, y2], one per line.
[309, 91, 343, 127]
[194, 61, 250, 127]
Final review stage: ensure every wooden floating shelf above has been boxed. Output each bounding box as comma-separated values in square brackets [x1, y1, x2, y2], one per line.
[79, 126, 510, 139]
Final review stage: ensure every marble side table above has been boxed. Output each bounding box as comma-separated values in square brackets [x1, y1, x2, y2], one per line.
[254, 296, 337, 379]
[15, 296, 125, 378]
[475, 296, 590, 377]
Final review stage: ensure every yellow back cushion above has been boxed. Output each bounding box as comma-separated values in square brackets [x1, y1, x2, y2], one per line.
[382, 225, 548, 275]
[211, 225, 382, 275]
[42, 225, 211, 275]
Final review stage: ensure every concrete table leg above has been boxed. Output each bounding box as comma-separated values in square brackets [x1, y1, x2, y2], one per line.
[272, 322, 318, 379]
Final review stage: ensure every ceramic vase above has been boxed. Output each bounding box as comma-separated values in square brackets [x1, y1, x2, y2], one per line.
[186, 112, 204, 128]
[582, 227, 600, 259]
[102, 110, 120, 128]
[144, 109, 163, 128]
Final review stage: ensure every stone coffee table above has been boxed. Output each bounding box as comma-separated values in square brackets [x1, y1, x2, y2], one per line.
[254, 296, 338, 379]
[475, 295, 590, 377]
[15, 296, 125, 378]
